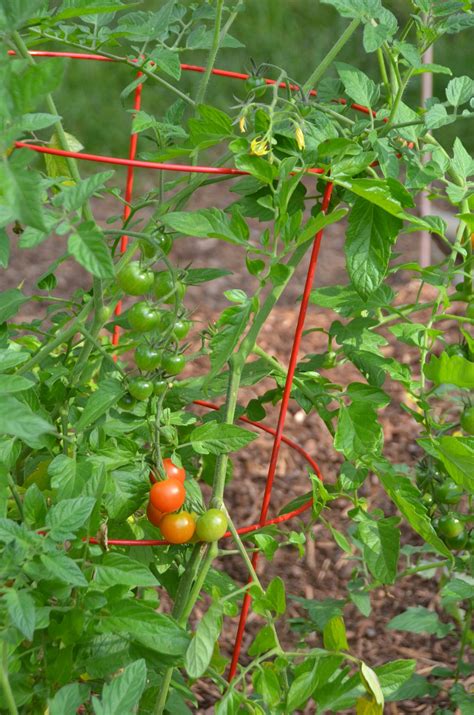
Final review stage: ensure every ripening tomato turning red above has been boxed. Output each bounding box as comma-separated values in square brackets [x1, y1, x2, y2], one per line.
[159, 511, 196, 544]
[149, 478, 185, 513]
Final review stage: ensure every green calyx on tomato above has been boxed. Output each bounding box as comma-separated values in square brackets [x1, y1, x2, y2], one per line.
[150, 478, 186, 513]
[135, 344, 162, 371]
[162, 352, 186, 375]
[128, 377, 154, 401]
[128, 302, 162, 332]
[154, 271, 186, 304]
[195, 509, 228, 542]
[117, 261, 154, 296]
[160, 511, 196, 544]
[460, 405, 474, 435]
[438, 513, 464, 539]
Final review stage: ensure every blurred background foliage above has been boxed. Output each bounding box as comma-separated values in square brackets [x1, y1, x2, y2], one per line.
[47, 0, 473, 155]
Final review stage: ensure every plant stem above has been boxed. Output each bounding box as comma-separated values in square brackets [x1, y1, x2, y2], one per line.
[0, 643, 18, 715]
[7, 476, 23, 520]
[302, 19, 361, 92]
[400, 560, 450, 578]
[195, 0, 225, 106]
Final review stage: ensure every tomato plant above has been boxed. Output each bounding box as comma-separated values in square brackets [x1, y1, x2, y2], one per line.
[0, 2, 472, 714]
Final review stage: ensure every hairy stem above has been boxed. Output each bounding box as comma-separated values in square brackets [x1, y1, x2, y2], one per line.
[302, 19, 361, 93]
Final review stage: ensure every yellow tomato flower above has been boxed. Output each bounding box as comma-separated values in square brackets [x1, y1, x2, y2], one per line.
[295, 125, 305, 151]
[250, 136, 270, 156]
[239, 115, 247, 133]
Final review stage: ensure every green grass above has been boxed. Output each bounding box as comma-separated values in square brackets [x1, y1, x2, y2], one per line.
[50, 0, 473, 155]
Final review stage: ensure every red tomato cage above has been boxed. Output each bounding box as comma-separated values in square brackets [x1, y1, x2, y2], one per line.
[10, 50, 373, 678]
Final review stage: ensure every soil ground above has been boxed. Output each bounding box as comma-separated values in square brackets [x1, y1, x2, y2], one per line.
[5, 177, 470, 714]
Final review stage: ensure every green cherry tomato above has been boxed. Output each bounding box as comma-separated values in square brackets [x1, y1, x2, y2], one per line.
[245, 76, 267, 98]
[140, 233, 173, 259]
[135, 345, 162, 371]
[117, 261, 154, 296]
[154, 272, 186, 304]
[172, 319, 192, 340]
[128, 302, 162, 332]
[162, 353, 186, 376]
[196, 509, 228, 542]
[118, 393, 136, 410]
[98, 305, 113, 324]
[445, 343, 469, 359]
[153, 378, 168, 395]
[438, 513, 464, 539]
[128, 377, 154, 401]
[433, 480, 463, 505]
[445, 530, 467, 550]
[460, 405, 474, 435]
[421, 492, 434, 508]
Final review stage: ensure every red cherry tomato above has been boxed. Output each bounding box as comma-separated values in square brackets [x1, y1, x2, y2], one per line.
[146, 500, 164, 526]
[162, 457, 185, 483]
[149, 478, 185, 513]
[159, 511, 196, 544]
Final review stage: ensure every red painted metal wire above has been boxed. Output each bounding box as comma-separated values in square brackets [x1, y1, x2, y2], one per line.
[227, 180, 334, 679]
[112, 72, 143, 349]
[12, 50, 350, 678]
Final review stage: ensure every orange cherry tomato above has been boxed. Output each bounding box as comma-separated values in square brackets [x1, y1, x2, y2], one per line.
[146, 500, 164, 526]
[159, 511, 196, 544]
[162, 457, 186, 483]
[149, 478, 185, 513]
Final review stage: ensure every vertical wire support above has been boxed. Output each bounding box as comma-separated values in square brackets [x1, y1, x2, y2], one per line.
[112, 72, 143, 350]
[228, 180, 334, 680]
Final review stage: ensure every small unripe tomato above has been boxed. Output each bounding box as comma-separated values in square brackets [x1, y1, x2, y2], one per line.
[162, 457, 185, 483]
[153, 378, 168, 395]
[128, 377, 153, 401]
[146, 500, 164, 526]
[245, 76, 267, 98]
[118, 393, 136, 410]
[128, 302, 163, 332]
[172, 319, 192, 340]
[195, 509, 228, 542]
[445, 530, 467, 550]
[154, 272, 186, 304]
[433, 480, 462, 505]
[135, 345, 162, 371]
[159, 511, 196, 544]
[150, 478, 185, 513]
[460, 406, 474, 435]
[162, 353, 186, 376]
[438, 513, 464, 539]
[97, 305, 113, 324]
[117, 261, 154, 296]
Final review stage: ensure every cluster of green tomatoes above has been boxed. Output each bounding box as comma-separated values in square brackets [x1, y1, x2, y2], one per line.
[417, 405, 473, 551]
[146, 458, 228, 545]
[116, 238, 191, 406]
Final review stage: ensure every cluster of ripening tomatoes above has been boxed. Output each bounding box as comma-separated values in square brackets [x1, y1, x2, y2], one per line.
[117, 234, 191, 404]
[146, 458, 228, 545]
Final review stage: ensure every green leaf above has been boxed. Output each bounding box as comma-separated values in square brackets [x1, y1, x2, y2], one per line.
[4, 589, 35, 639]
[360, 662, 384, 706]
[323, 615, 349, 651]
[428, 436, 474, 492]
[68, 222, 114, 278]
[183, 268, 232, 285]
[0, 288, 28, 323]
[424, 352, 474, 388]
[99, 600, 189, 656]
[56, 170, 114, 212]
[0, 227, 9, 268]
[162, 208, 249, 246]
[266, 577, 286, 615]
[93, 659, 146, 715]
[336, 62, 380, 107]
[23, 484, 47, 527]
[375, 460, 452, 558]
[48, 455, 90, 500]
[286, 657, 321, 712]
[188, 104, 233, 148]
[248, 624, 278, 657]
[104, 467, 149, 521]
[296, 208, 348, 246]
[185, 602, 223, 678]
[337, 178, 404, 217]
[190, 422, 257, 455]
[149, 47, 181, 80]
[19, 113, 59, 131]
[334, 403, 383, 461]
[375, 659, 416, 698]
[207, 302, 252, 384]
[75, 378, 124, 431]
[440, 578, 474, 606]
[94, 553, 158, 588]
[445, 76, 474, 107]
[0, 395, 54, 447]
[387, 606, 453, 637]
[40, 552, 88, 587]
[0, 374, 33, 394]
[234, 154, 276, 184]
[45, 496, 96, 540]
[356, 513, 400, 584]
[48, 683, 88, 715]
[55, 1, 131, 21]
[346, 199, 402, 298]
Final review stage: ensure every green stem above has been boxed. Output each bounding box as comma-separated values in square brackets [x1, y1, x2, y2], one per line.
[400, 560, 450, 578]
[302, 19, 361, 92]
[195, 0, 225, 106]
[455, 602, 472, 680]
[8, 476, 23, 520]
[0, 642, 18, 715]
